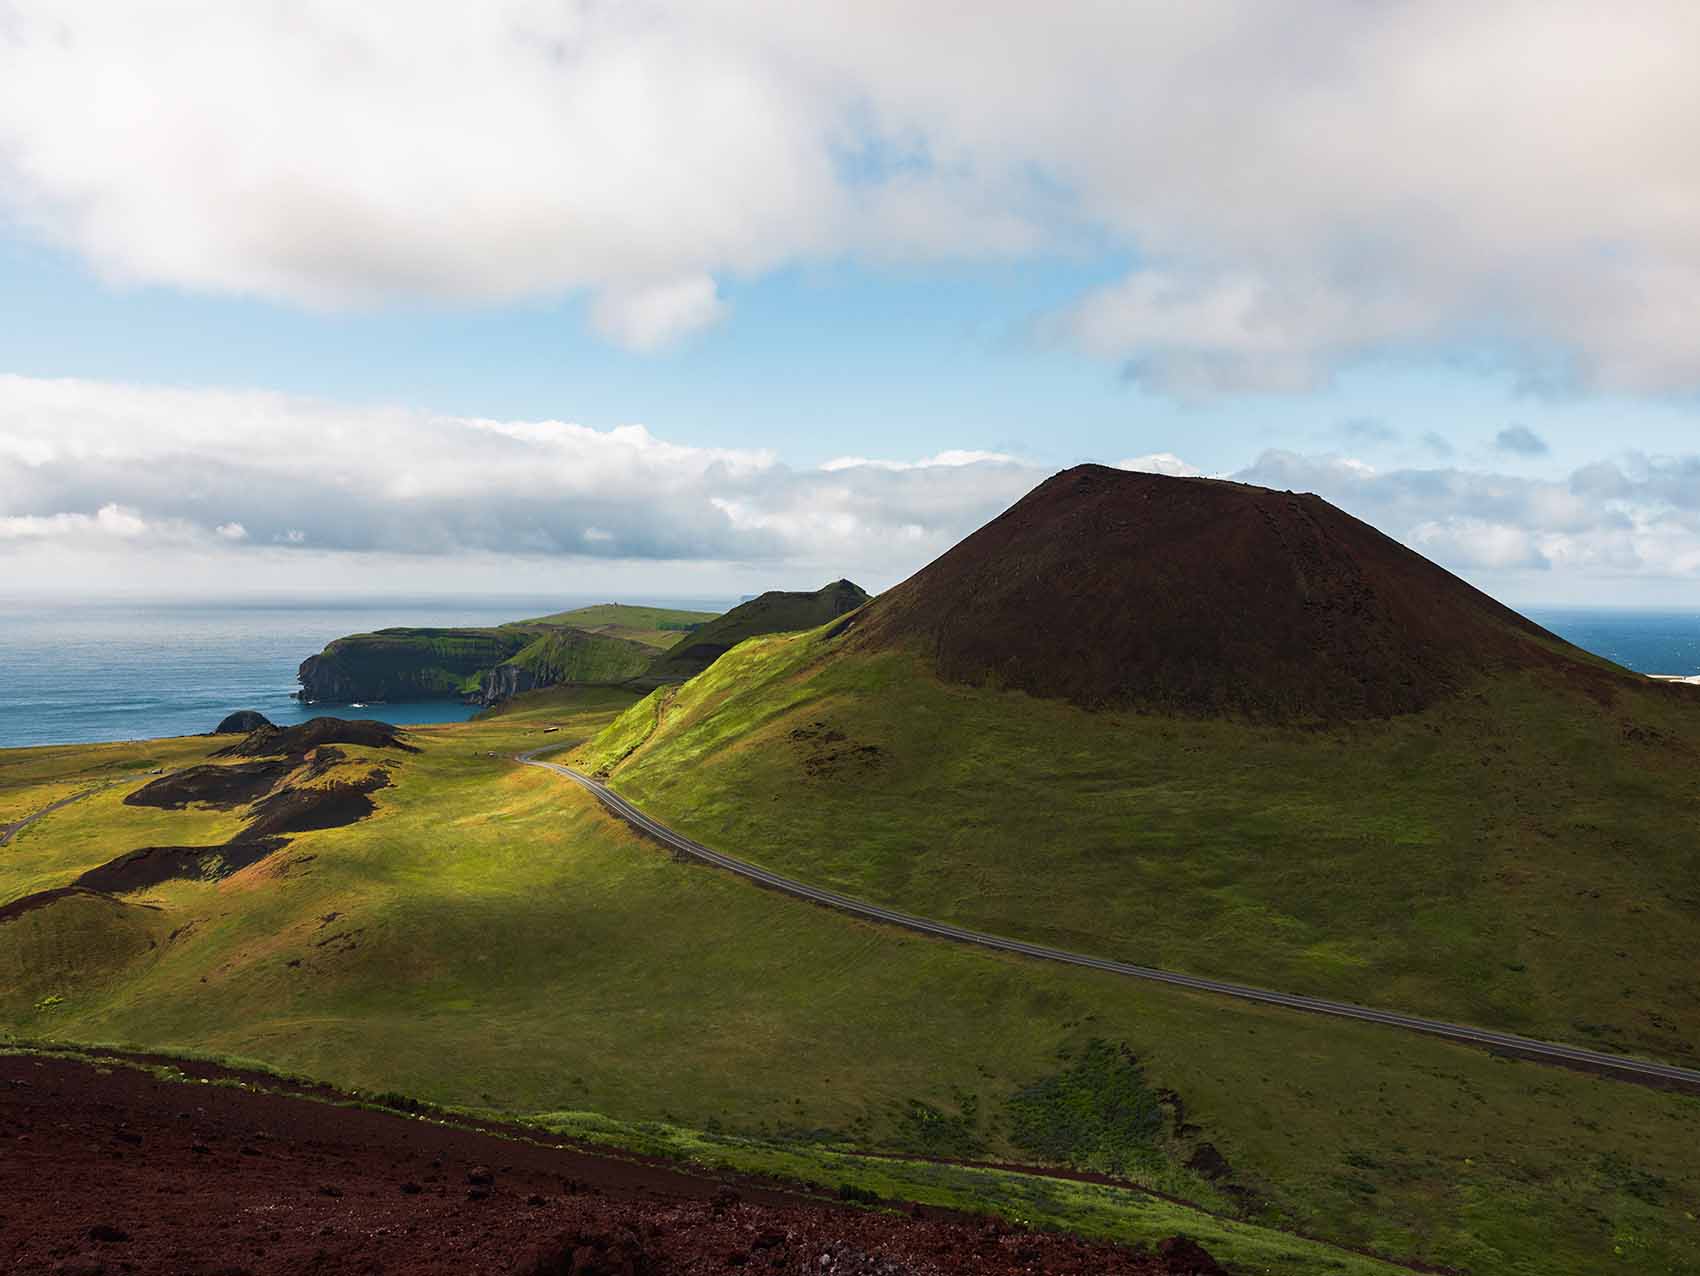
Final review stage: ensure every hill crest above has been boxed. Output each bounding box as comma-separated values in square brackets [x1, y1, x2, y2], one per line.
[852, 463, 1611, 721]
[641, 579, 870, 685]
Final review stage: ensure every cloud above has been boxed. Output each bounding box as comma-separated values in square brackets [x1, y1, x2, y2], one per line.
[4, 4, 1700, 395]
[0, 374, 1036, 592]
[6, 373, 1700, 601]
[1117, 453, 1201, 478]
[1407, 519, 1550, 572]
[819, 450, 1019, 473]
[1232, 448, 1700, 582]
[588, 275, 728, 351]
[0, 502, 150, 541]
[1495, 425, 1551, 456]
[1421, 432, 1455, 458]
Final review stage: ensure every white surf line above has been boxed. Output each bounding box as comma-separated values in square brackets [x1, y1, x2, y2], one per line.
[517, 750, 1700, 1091]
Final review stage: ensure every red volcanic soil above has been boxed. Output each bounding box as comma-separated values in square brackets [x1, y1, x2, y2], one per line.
[853, 464, 1621, 721]
[0, 1053, 1214, 1275]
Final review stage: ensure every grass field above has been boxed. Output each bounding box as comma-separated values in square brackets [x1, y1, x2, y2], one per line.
[514, 602, 720, 649]
[580, 624, 1700, 1070]
[2, 688, 1699, 1272]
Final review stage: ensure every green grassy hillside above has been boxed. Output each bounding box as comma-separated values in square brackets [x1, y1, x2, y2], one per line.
[475, 628, 658, 704]
[2, 696, 1698, 1273]
[640, 580, 869, 685]
[579, 622, 1700, 1070]
[514, 602, 721, 649]
[297, 604, 723, 704]
[517, 602, 721, 627]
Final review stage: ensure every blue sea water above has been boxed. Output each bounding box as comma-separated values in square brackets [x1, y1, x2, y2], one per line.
[1522, 608, 1700, 680]
[0, 598, 1695, 751]
[0, 596, 729, 751]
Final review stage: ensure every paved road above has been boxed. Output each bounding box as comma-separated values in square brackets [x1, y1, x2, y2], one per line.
[0, 772, 165, 848]
[519, 749, 1700, 1092]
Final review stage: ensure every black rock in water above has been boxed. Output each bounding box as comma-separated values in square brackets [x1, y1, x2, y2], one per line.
[214, 710, 274, 735]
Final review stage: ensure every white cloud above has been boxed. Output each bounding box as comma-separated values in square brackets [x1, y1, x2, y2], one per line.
[0, 374, 1036, 592]
[0, 502, 149, 541]
[3, 4, 1700, 393]
[820, 450, 1019, 473]
[589, 275, 728, 351]
[1234, 448, 1700, 588]
[6, 374, 1700, 603]
[1117, 453, 1201, 478]
[1408, 519, 1549, 572]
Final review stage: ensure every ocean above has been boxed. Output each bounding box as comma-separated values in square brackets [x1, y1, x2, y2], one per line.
[1521, 607, 1700, 679]
[0, 597, 730, 751]
[0, 599, 1696, 751]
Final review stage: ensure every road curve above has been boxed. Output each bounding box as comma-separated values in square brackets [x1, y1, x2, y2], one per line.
[1, 769, 176, 848]
[1, 776, 150, 848]
[518, 750, 1700, 1092]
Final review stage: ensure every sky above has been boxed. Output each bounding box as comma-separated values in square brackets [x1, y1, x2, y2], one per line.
[2, 2, 1700, 607]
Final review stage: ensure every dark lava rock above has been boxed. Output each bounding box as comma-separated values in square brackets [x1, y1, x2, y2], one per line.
[215, 717, 419, 759]
[467, 1165, 495, 1186]
[74, 840, 286, 895]
[1183, 1142, 1231, 1181]
[1156, 1235, 1225, 1274]
[214, 710, 273, 734]
[86, 1225, 130, 1243]
[124, 761, 292, 812]
[518, 1229, 655, 1276]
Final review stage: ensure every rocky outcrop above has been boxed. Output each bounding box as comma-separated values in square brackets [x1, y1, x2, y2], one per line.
[295, 653, 360, 703]
[470, 628, 656, 705]
[474, 662, 545, 705]
[214, 710, 273, 734]
[296, 628, 538, 703]
[215, 717, 418, 758]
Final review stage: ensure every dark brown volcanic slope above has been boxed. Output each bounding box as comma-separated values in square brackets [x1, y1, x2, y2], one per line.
[0, 1053, 1209, 1276]
[854, 463, 1615, 721]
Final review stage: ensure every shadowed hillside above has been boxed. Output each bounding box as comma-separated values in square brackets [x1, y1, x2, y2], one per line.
[641, 579, 870, 686]
[852, 464, 1618, 721]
